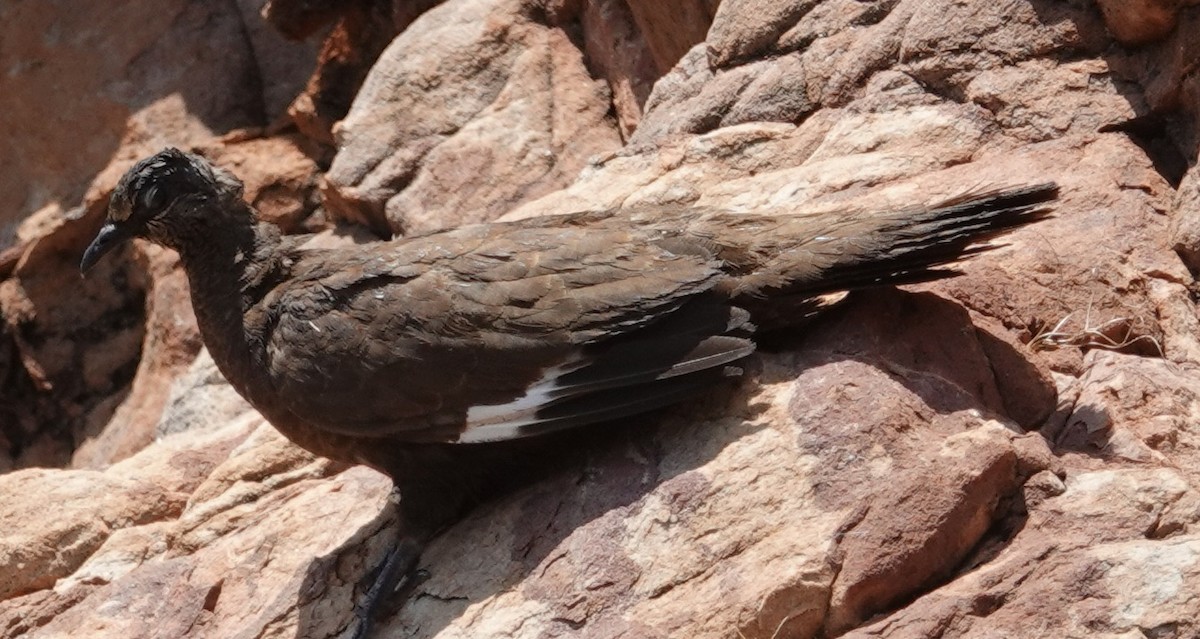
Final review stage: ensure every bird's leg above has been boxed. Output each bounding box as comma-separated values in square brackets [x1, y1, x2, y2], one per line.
[349, 447, 492, 637]
[350, 488, 429, 639]
[350, 537, 426, 639]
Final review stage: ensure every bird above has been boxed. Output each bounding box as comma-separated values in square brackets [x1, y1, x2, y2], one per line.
[81, 147, 1057, 636]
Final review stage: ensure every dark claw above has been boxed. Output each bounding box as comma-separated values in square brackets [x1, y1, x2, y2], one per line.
[351, 535, 425, 639]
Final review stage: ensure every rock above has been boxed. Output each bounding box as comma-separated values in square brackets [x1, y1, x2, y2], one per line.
[0, 418, 367, 639]
[262, 0, 347, 40]
[842, 467, 1200, 638]
[195, 135, 325, 233]
[707, 0, 816, 68]
[234, 0, 324, 122]
[0, 0, 302, 252]
[278, 0, 438, 146]
[0, 0, 320, 469]
[1056, 351, 1200, 475]
[6, 0, 1200, 636]
[153, 349, 255, 439]
[825, 427, 1022, 635]
[0, 467, 183, 601]
[1170, 158, 1200, 275]
[579, 0, 660, 136]
[1094, 0, 1190, 46]
[322, 0, 623, 235]
[70, 245, 201, 469]
[623, 0, 716, 73]
[838, 349, 1200, 637]
[0, 202, 149, 468]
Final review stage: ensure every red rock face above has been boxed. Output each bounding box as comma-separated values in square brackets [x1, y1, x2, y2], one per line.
[3, 0, 1200, 638]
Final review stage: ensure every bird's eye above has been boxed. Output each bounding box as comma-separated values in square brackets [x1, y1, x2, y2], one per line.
[139, 185, 164, 212]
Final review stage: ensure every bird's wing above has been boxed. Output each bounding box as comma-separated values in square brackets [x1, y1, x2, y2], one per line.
[259, 222, 752, 443]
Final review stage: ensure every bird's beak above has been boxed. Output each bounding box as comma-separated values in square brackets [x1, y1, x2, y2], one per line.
[80, 222, 131, 274]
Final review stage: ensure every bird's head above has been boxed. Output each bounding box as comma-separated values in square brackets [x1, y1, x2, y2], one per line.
[81, 147, 246, 273]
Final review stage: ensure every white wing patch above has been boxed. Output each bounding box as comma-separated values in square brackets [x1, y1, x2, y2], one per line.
[460, 362, 582, 443]
[456, 333, 755, 444]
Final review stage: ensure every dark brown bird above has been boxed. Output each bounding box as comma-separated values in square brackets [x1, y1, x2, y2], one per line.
[81, 148, 1056, 636]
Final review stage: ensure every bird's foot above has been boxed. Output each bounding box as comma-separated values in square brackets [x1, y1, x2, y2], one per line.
[350, 535, 427, 639]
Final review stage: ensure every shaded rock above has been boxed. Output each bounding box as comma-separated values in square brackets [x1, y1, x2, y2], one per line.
[1094, 0, 1193, 46]
[234, 0, 325, 121]
[623, 0, 717, 74]
[279, 0, 436, 146]
[973, 314, 1058, 428]
[0, 1, 272, 251]
[263, 0, 350, 39]
[580, 0, 660, 137]
[1170, 161, 1200, 275]
[0, 204, 148, 468]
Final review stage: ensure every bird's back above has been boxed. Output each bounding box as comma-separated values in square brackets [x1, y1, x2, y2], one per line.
[251, 220, 739, 444]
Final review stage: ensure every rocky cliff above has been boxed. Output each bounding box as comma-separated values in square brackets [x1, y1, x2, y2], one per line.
[2, 0, 1200, 637]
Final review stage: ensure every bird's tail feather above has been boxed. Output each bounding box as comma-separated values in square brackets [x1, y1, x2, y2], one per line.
[722, 182, 1058, 300]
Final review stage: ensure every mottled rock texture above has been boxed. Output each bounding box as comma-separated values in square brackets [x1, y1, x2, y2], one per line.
[3, 0, 1200, 638]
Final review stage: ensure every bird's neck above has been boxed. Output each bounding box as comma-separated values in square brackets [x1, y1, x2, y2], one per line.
[174, 210, 290, 404]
